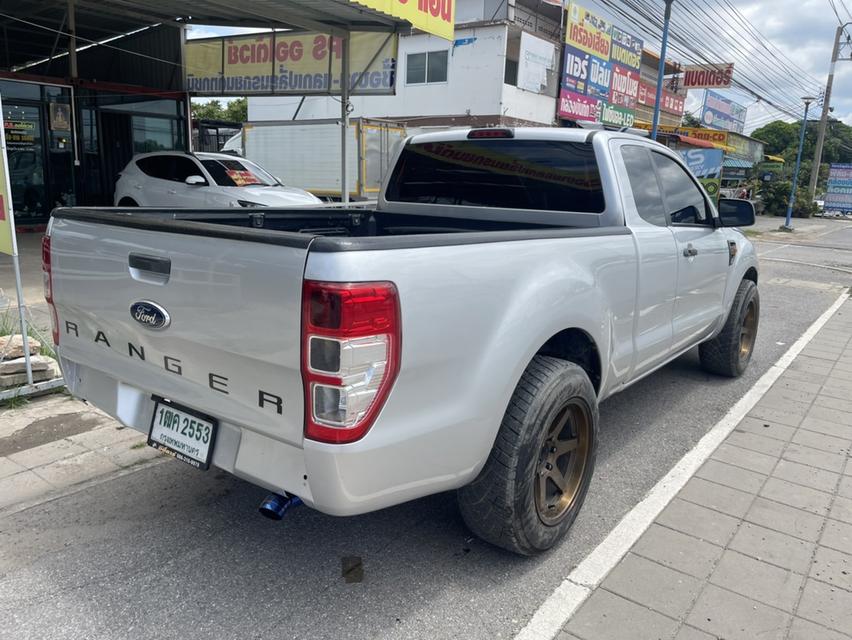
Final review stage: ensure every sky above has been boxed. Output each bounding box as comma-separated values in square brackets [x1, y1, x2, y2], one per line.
[186, 0, 852, 133]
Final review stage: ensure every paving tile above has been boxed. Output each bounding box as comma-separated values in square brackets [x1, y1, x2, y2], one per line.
[729, 522, 816, 574]
[799, 415, 852, 441]
[678, 477, 754, 519]
[68, 425, 147, 451]
[565, 589, 678, 640]
[696, 459, 766, 494]
[760, 477, 833, 516]
[789, 357, 834, 376]
[686, 584, 790, 640]
[749, 401, 808, 428]
[0, 469, 54, 509]
[792, 428, 852, 455]
[800, 348, 842, 361]
[809, 546, 852, 591]
[830, 496, 852, 525]
[725, 430, 787, 457]
[746, 497, 825, 542]
[673, 627, 715, 640]
[781, 368, 828, 385]
[632, 524, 723, 580]
[0, 456, 26, 480]
[7, 439, 88, 469]
[783, 443, 846, 474]
[709, 549, 803, 611]
[787, 617, 852, 640]
[820, 380, 852, 402]
[733, 417, 796, 442]
[555, 633, 583, 640]
[797, 578, 852, 635]
[657, 499, 740, 547]
[712, 443, 778, 475]
[814, 394, 852, 414]
[761, 386, 818, 406]
[31, 450, 121, 487]
[773, 459, 840, 494]
[839, 476, 852, 499]
[602, 554, 703, 620]
[821, 519, 852, 554]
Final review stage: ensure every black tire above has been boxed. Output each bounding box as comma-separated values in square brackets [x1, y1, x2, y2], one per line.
[458, 356, 598, 556]
[699, 279, 760, 377]
[117, 198, 138, 207]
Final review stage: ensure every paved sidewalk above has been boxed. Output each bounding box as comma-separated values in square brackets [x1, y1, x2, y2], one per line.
[561, 299, 852, 640]
[0, 395, 162, 512]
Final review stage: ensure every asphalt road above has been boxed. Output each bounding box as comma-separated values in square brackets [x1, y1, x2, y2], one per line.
[2, 220, 851, 640]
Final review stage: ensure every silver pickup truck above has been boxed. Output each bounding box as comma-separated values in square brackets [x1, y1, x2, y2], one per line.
[44, 128, 759, 555]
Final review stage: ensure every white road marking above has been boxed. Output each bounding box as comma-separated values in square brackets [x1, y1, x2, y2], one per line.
[515, 290, 851, 640]
[762, 257, 852, 275]
[757, 243, 789, 257]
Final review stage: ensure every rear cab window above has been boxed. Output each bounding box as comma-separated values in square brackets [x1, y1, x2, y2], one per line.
[384, 139, 605, 213]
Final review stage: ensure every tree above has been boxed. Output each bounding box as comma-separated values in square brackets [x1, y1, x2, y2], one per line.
[223, 98, 247, 123]
[190, 97, 247, 123]
[750, 120, 798, 156]
[681, 112, 701, 128]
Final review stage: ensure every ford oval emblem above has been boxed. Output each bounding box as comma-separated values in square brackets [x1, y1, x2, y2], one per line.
[130, 301, 171, 330]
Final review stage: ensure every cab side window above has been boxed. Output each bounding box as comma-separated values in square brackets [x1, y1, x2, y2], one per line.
[651, 152, 711, 225]
[136, 156, 171, 180]
[621, 145, 667, 226]
[171, 157, 205, 183]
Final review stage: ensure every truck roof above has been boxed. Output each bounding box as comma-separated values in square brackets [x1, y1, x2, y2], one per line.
[406, 127, 633, 146]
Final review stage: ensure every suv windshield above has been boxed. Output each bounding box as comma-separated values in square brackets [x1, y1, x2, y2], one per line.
[200, 158, 278, 187]
[384, 139, 605, 213]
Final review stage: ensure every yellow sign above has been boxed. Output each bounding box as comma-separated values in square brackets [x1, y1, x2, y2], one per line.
[635, 122, 731, 145]
[565, 2, 612, 59]
[0, 99, 17, 256]
[186, 31, 398, 96]
[352, 0, 455, 41]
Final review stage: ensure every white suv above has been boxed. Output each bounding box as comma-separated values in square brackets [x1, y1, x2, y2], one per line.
[114, 152, 322, 208]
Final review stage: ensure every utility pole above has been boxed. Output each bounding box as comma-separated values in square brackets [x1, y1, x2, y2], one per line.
[808, 22, 851, 200]
[783, 97, 816, 231]
[651, 0, 675, 140]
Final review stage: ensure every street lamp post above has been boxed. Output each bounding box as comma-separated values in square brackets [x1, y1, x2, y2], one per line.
[651, 0, 675, 140]
[782, 97, 816, 231]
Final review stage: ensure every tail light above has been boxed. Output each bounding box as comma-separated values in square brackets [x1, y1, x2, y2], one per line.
[42, 235, 59, 345]
[301, 281, 401, 444]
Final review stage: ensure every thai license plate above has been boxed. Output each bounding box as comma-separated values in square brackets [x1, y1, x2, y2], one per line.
[148, 397, 217, 470]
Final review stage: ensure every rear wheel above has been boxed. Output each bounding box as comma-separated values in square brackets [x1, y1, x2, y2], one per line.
[458, 356, 598, 556]
[117, 197, 138, 207]
[699, 279, 760, 377]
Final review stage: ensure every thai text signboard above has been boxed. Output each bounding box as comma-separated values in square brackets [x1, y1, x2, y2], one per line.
[558, 3, 642, 127]
[186, 31, 398, 96]
[701, 89, 747, 133]
[826, 164, 852, 213]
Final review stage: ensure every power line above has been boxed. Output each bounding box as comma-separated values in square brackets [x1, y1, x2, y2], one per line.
[828, 0, 845, 24]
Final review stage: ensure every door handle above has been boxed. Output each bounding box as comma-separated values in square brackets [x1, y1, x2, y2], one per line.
[682, 244, 698, 258]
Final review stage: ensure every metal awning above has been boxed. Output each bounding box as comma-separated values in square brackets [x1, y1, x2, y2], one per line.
[0, 0, 410, 71]
[723, 157, 754, 169]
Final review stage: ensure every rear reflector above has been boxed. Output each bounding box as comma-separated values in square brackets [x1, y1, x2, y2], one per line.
[467, 128, 514, 139]
[302, 281, 401, 444]
[42, 235, 59, 345]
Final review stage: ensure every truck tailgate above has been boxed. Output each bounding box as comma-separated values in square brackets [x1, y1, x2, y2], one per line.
[49, 216, 309, 447]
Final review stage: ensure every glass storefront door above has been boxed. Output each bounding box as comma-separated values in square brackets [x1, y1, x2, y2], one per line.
[2, 103, 47, 218]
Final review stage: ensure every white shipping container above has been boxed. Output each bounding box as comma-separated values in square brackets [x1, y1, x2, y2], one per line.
[241, 119, 406, 200]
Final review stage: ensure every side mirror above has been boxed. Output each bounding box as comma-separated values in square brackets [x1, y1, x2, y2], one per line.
[717, 198, 755, 227]
[185, 175, 206, 186]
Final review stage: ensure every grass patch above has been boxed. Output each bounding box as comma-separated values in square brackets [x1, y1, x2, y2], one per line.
[0, 395, 30, 410]
[130, 441, 147, 450]
[0, 308, 56, 359]
[743, 229, 763, 237]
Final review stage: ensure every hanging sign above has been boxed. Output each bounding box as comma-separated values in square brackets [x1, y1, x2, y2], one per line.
[352, 0, 455, 40]
[185, 31, 398, 96]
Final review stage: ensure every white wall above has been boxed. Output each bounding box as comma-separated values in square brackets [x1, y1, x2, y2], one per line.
[501, 85, 557, 125]
[249, 25, 508, 122]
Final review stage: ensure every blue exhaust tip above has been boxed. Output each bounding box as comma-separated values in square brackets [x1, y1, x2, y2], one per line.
[258, 493, 303, 520]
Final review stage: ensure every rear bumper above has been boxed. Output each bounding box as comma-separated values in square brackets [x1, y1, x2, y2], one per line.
[60, 356, 476, 516]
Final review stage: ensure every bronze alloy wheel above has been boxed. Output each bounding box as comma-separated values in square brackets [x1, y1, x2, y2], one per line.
[739, 300, 758, 362]
[534, 400, 592, 526]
